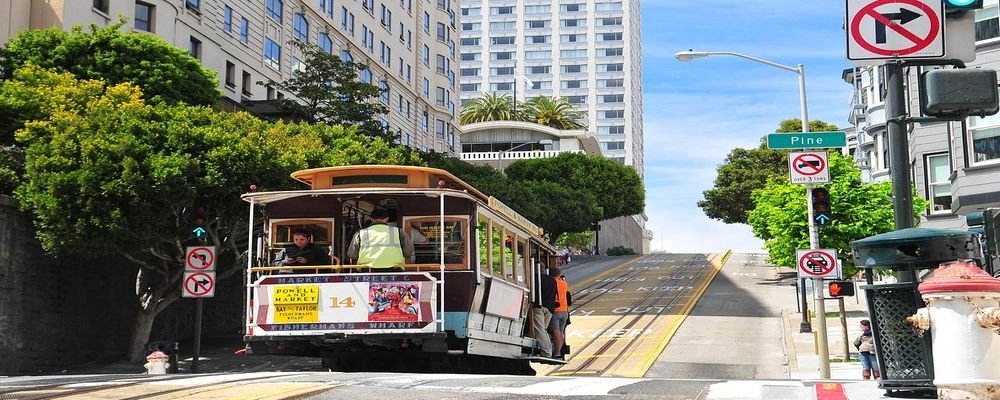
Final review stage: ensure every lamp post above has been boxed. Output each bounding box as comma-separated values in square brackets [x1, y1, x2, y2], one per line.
[674, 50, 830, 379]
[496, 139, 553, 171]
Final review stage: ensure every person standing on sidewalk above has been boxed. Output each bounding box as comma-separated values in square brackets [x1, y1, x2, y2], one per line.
[550, 267, 572, 359]
[853, 320, 880, 380]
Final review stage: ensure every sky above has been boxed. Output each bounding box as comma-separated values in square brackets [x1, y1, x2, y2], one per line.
[642, 1, 854, 253]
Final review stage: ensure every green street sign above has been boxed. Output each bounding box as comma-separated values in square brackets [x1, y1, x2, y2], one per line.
[767, 132, 847, 149]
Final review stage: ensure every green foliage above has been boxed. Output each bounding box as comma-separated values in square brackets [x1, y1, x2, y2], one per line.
[699, 119, 840, 224]
[521, 96, 587, 129]
[746, 151, 928, 275]
[0, 145, 24, 194]
[460, 92, 518, 124]
[0, 20, 220, 109]
[505, 152, 644, 221]
[261, 40, 391, 139]
[556, 231, 594, 252]
[606, 246, 636, 256]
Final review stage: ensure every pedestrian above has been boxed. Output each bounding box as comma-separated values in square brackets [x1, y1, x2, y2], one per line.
[853, 319, 880, 380]
[550, 266, 572, 359]
[347, 208, 414, 271]
[531, 263, 557, 357]
[272, 228, 331, 270]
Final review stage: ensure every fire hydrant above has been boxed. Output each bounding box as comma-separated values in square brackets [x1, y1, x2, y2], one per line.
[906, 260, 1000, 400]
[144, 350, 171, 374]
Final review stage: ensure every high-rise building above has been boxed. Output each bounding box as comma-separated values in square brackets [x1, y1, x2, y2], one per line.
[456, 0, 646, 252]
[0, 0, 459, 153]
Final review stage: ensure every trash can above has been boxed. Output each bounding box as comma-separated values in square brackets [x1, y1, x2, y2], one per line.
[146, 340, 179, 373]
[851, 228, 983, 396]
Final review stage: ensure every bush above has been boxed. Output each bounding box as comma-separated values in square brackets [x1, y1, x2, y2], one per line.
[606, 246, 636, 256]
[0, 145, 24, 195]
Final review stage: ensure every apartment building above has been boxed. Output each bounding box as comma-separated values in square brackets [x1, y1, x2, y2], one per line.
[0, 0, 459, 153]
[845, 2, 1000, 230]
[455, 0, 646, 252]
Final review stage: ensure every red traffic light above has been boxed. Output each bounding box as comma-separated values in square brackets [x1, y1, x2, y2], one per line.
[828, 280, 855, 297]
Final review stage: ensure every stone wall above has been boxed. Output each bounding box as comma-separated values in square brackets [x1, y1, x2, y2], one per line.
[596, 215, 644, 254]
[0, 196, 244, 374]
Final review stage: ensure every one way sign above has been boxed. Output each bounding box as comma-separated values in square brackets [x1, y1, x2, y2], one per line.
[847, 0, 944, 65]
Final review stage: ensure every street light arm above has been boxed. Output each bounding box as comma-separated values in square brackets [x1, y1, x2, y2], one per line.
[674, 50, 800, 74]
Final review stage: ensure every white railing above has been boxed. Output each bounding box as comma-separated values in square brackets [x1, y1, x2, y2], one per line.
[459, 149, 581, 161]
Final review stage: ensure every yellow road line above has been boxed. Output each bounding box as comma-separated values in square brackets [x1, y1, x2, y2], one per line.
[625, 250, 732, 377]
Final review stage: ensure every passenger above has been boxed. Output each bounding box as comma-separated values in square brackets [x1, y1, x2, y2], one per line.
[272, 228, 331, 269]
[531, 263, 557, 358]
[550, 266, 572, 359]
[346, 208, 414, 272]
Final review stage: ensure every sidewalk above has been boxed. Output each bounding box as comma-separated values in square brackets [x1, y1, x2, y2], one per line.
[783, 287, 890, 399]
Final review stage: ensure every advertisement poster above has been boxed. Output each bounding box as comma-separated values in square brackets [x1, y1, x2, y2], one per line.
[368, 282, 421, 321]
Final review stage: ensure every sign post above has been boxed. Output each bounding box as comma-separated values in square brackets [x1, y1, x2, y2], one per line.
[183, 245, 215, 373]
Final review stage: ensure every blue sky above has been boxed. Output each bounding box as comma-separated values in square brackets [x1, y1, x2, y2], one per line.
[643, 1, 854, 253]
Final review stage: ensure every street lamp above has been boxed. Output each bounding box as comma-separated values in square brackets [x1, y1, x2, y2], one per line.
[675, 49, 830, 378]
[496, 139, 553, 170]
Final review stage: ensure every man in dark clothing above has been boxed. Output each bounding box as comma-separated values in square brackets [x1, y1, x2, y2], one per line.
[531, 263, 558, 357]
[272, 228, 331, 269]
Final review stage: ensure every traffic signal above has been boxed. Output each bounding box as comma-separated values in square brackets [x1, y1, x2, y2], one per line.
[828, 280, 855, 298]
[944, 0, 984, 15]
[812, 187, 832, 226]
[920, 68, 999, 119]
[191, 201, 208, 240]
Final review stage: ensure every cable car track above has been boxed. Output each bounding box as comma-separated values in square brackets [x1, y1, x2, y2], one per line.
[0, 373, 335, 400]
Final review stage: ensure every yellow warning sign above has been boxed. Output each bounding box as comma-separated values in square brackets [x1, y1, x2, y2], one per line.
[274, 304, 319, 323]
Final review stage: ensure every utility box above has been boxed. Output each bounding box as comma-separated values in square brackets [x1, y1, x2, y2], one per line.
[919, 68, 999, 118]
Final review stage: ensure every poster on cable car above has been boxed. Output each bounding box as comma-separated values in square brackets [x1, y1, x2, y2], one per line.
[251, 273, 437, 335]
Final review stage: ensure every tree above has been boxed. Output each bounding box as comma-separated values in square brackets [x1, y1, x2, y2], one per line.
[521, 96, 587, 130]
[746, 151, 928, 275]
[557, 231, 594, 252]
[0, 20, 220, 112]
[505, 152, 644, 222]
[261, 40, 391, 139]
[9, 66, 420, 361]
[460, 92, 519, 124]
[698, 119, 840, 224]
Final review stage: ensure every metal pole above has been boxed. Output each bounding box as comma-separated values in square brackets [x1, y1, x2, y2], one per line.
[798, 63, 830, 379]
[886, 62, 915, 230]
[192, 298, 202, 373]
[798, 63, 814, 335]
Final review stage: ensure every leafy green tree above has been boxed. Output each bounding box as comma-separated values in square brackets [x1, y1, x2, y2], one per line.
[460, 92, 519, 124]
[699, 119, 840, 224]
[505, 152, 644, 222]
[0, 20, 220, 112]
[261, 40, 391, 139]
[556, 231, 594, 252]
[746, 151, 927, 275]
[8, 66, 419, 361]
[521, 96, 587, 129]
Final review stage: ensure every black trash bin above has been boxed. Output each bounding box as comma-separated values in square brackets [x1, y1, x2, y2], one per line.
[146, 340, 179, 373]
[851, 228, 982, 396]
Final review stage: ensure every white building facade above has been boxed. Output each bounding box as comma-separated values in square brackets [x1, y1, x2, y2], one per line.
[0, 0, 460, 154]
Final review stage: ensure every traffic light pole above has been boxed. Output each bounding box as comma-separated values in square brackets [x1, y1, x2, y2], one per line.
[886, 61, 915, 230]
[807, 182, 831, 379]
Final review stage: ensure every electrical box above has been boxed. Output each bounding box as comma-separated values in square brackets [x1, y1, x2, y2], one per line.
[919, 68, 999, 118]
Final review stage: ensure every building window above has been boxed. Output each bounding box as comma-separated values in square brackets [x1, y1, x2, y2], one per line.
[422, 78, 429, 97]
[491, 36, 515, 45]
[976, 3, 1000, 42]
[319, 33, 332, 53]
[266, 0, 283, 22]
[562, 64, 585, 73]
[225, 61, 236, 87]
[526, 20, 548, 28]
[561, 19, 585, 28]
[240, 18, 249, 43]
[561, 34, 586, 43]
[435, 119, 446, 139]
[600, 17, 623, 26]
[293, 14, 309, 41]
[491, 52, 513, 60]
[605, 141, 625, 150]
[600, 32, 623, 41]
[601, 110, 625, 119]
[491, 6, 514, 14]
[320, 0, 334, 17]
[461, 38, 480, 46]
[460, 53, 479, 61]
[423, 12, 430, 32]
[186, 0, 200, 11]
[561, 80, 585, 89]
[223, 5, 232, 32]
[491, 67, 513, 76]
[566, 95, 586, 104]
[341, 50, 353, 61]
[527, 35, 549, 44]
[189, 36, 202, 59]
[93, 0, 109, 13]
[600, 63, 624, 72]
[490, 21, 515, 30]
[600, 78, 624, 88]
[561, 3, 584, 12]
[528, 66, 550, 74]
[601, 47, 624, 57]
[529, 81, 551, 90]
[490, 82, 512, 91]
[969, 112, 1000, 163]
[436, 87, 446, 106]
[461, 83, 480, 92]
[595, 2, 623, 11]
[241, 71, 252, 96]
[264, 37, 281, 69]
[360, 69, 372, 84]
[926, 154, 952, 213]
[135, 2, 154, 32]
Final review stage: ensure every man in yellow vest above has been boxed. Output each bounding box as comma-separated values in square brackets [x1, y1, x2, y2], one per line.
[346, 208, 414, 271]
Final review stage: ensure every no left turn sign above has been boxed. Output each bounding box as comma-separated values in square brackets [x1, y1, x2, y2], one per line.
[788, 151, 830, 184]
[847, 0, 944, 63]
[185, 246, 216, 271]
[797, 249, 840, 279]
[182, 271, 216, 298]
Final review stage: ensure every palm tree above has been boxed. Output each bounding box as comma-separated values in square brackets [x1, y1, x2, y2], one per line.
[521, 96, 587, 130]
[460, 92, 520, 124]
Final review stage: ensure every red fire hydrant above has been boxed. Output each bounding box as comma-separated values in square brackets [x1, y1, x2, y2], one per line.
[907, 260, 1000, 400]
[144, 350, 171, 374]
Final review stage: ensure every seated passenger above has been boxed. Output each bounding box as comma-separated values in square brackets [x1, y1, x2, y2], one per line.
[272, 228, 331, 268]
